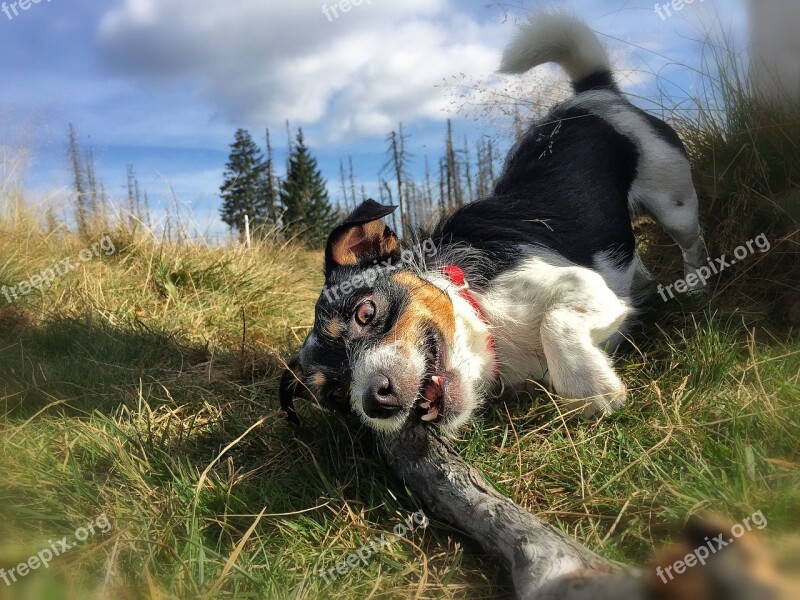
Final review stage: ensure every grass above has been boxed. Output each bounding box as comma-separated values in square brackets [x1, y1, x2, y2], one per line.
[1, 42, 799, 600]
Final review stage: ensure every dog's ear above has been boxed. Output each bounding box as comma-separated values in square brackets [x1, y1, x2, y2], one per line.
[325, 199, 400, 277]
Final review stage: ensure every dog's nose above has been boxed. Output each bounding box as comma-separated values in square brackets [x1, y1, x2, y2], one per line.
[363, 373, 402, 419]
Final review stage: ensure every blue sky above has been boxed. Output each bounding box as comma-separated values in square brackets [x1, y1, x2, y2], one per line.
[0, 0, 748, 238]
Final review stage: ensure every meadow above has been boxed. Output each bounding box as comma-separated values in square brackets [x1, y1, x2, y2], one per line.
[1, 43, 799, 600]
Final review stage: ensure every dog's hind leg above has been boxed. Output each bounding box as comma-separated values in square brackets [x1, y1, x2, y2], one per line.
[579, 99, 711, 292]
[630, 140, 710, 292]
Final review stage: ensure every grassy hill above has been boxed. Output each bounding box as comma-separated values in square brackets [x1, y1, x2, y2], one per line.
[1, 54, 799, 599]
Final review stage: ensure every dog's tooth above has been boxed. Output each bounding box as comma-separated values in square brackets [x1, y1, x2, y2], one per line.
[431, 375, 441, 386]
[419, 401, 431, 409]
[420, 412, 437, 422]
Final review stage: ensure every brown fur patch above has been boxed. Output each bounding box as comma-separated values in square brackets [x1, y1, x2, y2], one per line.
[330, 221, 399, 267]
[326, 317, 345, 338]
[390, 272, 456, 347]
[308, 372, 327, 390]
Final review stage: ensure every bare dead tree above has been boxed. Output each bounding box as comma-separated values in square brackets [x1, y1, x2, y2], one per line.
[143, 190, 152, 228]
[487, 138, 497, 189]
[348, 156, 358, 212]
[439, 157, 447, 213]
[380, 178, 399, 233]
[424, 156, 435, 217]
[265, 128, 279, 224]
[445, 119, 463, 208]
[339, 159, 349, 213]
[99, 182, 109, 231]
[84, 148, 101, 233]
[463, 135, 474, 204]
[476, 138, 488, 200]
[126, 165, 140, 231]
[383, 126, 411, 238]
[45, 204, 58, 234]
[68, 124, 88, 238]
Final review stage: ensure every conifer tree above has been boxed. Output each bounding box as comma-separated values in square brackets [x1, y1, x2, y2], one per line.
[280, 128, 336, 248]
[219, 129, 268, 237]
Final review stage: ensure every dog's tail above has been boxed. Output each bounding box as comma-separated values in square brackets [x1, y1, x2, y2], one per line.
[499, 13, 617, 94]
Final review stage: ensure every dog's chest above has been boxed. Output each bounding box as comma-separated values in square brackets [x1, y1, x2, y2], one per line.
[477, 266, 553, 387]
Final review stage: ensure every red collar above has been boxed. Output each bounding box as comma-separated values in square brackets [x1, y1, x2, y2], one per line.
[440, 265, 499, 380]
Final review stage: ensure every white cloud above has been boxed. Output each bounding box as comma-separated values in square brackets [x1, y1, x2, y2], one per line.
[95, 1, 664, 145]
[96, 0, 511, 140]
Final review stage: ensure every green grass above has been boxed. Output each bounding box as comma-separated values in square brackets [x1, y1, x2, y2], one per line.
[1, 229, 797, 600]
[1, 37, 799, 600]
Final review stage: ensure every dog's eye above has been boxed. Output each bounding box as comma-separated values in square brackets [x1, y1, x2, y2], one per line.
[354, 300, 376, 326]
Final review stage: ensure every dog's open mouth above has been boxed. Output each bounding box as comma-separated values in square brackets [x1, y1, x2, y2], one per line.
[418, 329, 448, 423]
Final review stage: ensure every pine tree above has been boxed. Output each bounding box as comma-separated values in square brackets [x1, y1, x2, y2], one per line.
[219, 129, 268, 238]
[280, 128, 336, 248]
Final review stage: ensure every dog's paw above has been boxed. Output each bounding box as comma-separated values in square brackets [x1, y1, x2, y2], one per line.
[684, 269, 710, 294]
[582, 385, 627, 419]
[560, 381, 627, 419]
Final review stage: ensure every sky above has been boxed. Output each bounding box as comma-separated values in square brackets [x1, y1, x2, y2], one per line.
[0, 0, 749, 239]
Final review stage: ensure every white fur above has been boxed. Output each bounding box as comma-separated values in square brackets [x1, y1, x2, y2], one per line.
[478, 252, 631, 418]
[499, 13, 610, 81]
[350, 341, 426, 433]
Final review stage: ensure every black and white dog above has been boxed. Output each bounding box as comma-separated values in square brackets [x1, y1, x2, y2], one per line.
[280, 13, 709, 434]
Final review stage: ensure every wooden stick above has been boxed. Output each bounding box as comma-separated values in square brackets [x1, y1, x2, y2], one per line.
[377, 421, 789, 600]
[378, 423, 625, 599]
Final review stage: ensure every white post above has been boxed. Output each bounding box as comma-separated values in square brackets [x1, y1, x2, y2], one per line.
[244, 215, 252, 249]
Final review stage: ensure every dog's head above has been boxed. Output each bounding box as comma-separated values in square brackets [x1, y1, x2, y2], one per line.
[280, 199, 492, 435]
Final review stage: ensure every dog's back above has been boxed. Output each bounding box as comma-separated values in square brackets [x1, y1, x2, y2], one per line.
[437, 103, 639, 280]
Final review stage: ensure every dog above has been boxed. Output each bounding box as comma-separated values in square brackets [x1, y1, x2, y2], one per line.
[280, 13, 710, 435]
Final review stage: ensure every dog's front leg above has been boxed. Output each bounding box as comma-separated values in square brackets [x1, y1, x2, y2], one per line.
[539, 283, 629, 418]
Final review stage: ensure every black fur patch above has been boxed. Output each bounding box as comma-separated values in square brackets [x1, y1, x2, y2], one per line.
[573, 69, 618, 94]
[425, 105, 639, 284]
[641, 111, 688, 157]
